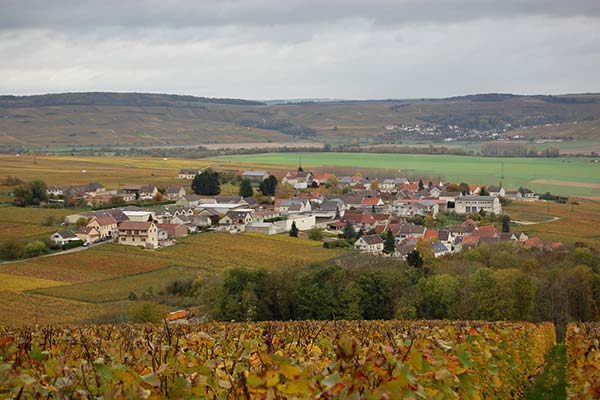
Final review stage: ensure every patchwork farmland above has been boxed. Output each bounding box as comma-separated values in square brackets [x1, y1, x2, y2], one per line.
[215, 152, 600, 197]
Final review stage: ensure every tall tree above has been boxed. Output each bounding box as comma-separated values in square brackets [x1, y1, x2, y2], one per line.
[13, 180, 47, 206]
[479, 186, 489, 196]
[239, 178, 253, 198]
[342, 221, 355, 240]
[406, 250, 423, 268]
[259, 175, 278, 196]
[289, 222, 299, 237]
[418, 179, 424, 191]
[384, 230, 396, 254]
[192, 169, 221, 195]
[501, 215, 511, 233]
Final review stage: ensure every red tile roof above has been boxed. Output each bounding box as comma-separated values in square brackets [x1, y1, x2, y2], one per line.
[119, 221, 154, 231]
[424, 230, 439, 241]
[524, 237, 544, 247]
[462, 236, 480, 246]
[93, 215, 117, 226]
[473, 225, 499, 238]
[361, 197, 382, 206]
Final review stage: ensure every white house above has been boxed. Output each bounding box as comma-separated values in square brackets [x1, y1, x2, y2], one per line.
[166, 186, 186, 200]
[354, 234, 385, 254]
[50, 231, 80, 245]
[455, 196, 502, 215]
[178, 169, 199, 179]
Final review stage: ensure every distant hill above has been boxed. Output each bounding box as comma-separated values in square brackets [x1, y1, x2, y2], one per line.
[0, 92, 599, 148]
[0, 92, 265, 108]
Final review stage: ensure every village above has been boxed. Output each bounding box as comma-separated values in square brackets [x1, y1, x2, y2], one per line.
[43, 165, 565, 261]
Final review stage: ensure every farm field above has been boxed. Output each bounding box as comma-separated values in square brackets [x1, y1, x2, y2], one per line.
[0, 320, 555, 399]
[0, 206, 74, 244]
[215, 152, 600, 197]
[0, 232, 338, 325]
[0, 154, 217, 188]
[30, 266, 203, 303]
[505, 199, 600, 248]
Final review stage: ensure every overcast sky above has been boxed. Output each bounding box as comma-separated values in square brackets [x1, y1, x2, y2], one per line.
[1, 0, 599, 99]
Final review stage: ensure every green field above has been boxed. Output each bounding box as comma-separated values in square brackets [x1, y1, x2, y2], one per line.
[215, 152, 600, 196]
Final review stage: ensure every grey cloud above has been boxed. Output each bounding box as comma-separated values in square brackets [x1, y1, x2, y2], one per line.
[0, 1, 599, 98]
[1, 0, 599, 31]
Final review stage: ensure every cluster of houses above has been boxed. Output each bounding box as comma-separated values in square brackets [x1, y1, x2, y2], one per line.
[49, 168, 546, 255]
[47, 182, 188, 206]
[353, 219, 561, 259]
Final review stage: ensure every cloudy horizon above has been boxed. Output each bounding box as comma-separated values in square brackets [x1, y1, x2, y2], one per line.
[1, 0, 600, 100]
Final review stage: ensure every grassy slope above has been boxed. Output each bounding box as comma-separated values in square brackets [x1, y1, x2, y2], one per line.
[0, 206, 75, 244]
[215, 152, 600, 196]
[505, 199, 600, 248]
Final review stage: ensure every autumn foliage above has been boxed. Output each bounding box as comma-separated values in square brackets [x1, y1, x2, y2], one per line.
[0, 320, 555, 399]
[566, 322, 600, 399]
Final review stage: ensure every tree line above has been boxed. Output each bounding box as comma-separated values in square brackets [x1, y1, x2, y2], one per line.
[164, 243, 599, 340]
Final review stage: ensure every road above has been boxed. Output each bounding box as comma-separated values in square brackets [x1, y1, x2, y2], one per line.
[0, 240, 106, 266]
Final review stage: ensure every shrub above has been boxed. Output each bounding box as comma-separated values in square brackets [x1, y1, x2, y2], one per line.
[130, 302, 163, 323]
[23, 240, 47, 258]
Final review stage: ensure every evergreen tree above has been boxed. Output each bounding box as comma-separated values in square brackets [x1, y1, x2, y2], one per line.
[384, 230, 396, 254]
[480, 186, 489, 196]
[406, 250, 424, 268]
[501, 215, 511, 233]
[418, 179, 424, 191]
[342, 221, 355, 240]
[289, 222, 299, 237]
[428, 180, 433, 190]
[259, 175, 278, 196]
[239, 178, 253, 198]
[191, 169, 221, 195]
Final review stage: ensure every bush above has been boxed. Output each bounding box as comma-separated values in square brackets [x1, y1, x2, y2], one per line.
[23, 240, 47, 258]
[130, 302, 163, 323]
[62, 240, 84, 250]
[308, 229, 323, 241]
[0, 239, 25, 260]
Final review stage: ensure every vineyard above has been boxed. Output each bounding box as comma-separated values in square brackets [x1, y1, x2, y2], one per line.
[566, 323, 600, 399]
[0, 232, 339, 325]
[0, 320, 555, 399]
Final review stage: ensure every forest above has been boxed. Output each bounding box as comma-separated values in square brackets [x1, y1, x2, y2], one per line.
[162, 242, 599, 340]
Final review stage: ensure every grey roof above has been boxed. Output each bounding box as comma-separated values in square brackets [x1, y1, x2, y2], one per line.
[225, 210, 252, 219]
[167, 186, 184, 193]
[439, 191, 461, 197]
[139, 184, 156, 193]
[320, 199, 345, 211]
[242, 171, 267, 177]
[54, 230, 78, 239]
[438, 230, 450, 241]
[395, 243, 416, 255]
[359, 234, 384, 245]
[398, 223, 426, 234]
[457, 196, 495, 201]
[447, 225, 474, 233]
[215, 195, 246, 204]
